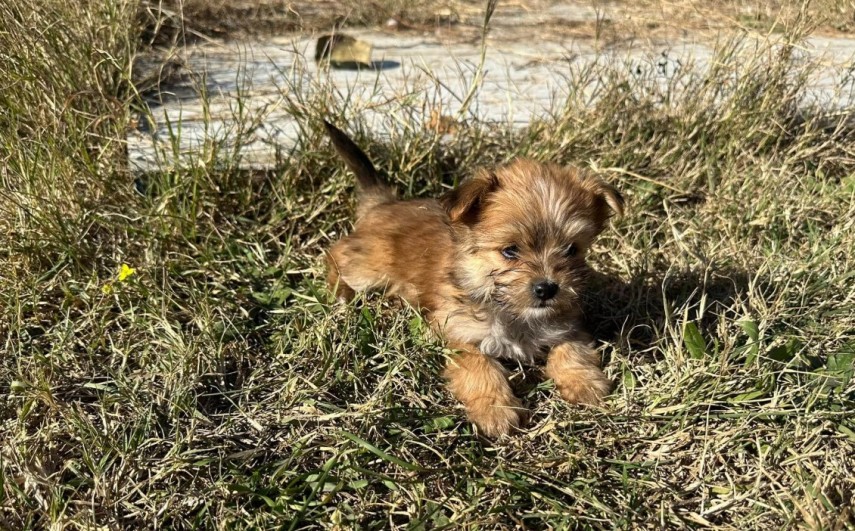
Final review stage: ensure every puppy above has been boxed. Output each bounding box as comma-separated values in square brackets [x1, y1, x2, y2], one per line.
[323, 121, 624, 437]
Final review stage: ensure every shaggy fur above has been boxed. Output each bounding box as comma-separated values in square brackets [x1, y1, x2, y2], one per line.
[324, 121, 624, 436]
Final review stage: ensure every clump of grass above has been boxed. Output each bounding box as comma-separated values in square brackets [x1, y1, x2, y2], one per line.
[0, 0, 137, 271]
[2, 1, 855, 529]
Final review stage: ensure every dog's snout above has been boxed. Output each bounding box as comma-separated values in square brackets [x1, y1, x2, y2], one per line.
[532, 280, 559, 301]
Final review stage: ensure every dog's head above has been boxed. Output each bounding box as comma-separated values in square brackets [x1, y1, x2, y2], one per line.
[443, 159, 623, 322]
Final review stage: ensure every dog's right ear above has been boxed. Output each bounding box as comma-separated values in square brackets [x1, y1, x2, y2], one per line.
[442, 170, 499, 224]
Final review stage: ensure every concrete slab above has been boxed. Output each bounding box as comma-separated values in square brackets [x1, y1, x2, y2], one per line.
[130, 22, 855, 172]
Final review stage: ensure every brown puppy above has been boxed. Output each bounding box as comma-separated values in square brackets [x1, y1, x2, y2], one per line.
[323, 121, 624, 437]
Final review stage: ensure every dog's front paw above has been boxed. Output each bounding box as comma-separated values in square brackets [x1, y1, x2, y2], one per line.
[466, 395, 526, 437]
[552, 367, 611, 405]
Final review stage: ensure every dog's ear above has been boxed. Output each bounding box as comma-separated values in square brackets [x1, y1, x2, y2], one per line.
[442, 170, 499, 224]
[583, 175, 624, 219]
[597, 180, 625, 218]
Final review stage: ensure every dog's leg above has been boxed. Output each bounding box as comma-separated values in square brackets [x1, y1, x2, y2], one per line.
[325, 246, 355, 302]
[546, 337, 611, 405]
[444, 343, 524, 437]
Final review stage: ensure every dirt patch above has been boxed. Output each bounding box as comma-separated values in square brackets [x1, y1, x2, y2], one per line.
[138, 0, 855, 47]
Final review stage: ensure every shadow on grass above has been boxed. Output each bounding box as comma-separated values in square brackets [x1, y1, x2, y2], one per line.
[585, 266, 765, 361]
[490, 266, 766, 408]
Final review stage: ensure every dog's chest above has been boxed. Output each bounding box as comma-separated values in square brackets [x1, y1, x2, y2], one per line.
[478, 318, 570, 365]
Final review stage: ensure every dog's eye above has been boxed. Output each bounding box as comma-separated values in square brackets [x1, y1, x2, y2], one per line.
[501, 245, 519, 260]
[565, 243, 578, 258]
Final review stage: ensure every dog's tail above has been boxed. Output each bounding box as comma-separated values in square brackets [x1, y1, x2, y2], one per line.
[323, 120, 395, 214]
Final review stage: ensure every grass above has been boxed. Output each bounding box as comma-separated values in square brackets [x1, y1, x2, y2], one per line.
[136, 0, 855, 45]
[138, 0, 480, 44]
[2, 0, 855, 529]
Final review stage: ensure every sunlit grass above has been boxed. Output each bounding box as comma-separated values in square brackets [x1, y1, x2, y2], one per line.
[1, 1, 854, 528]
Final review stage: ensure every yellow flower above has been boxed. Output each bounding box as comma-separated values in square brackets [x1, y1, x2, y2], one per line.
[118, 263, 136, 281]
[102, 283, 114, 295]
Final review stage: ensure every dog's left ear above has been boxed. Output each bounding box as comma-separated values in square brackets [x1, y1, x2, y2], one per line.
[593, 179, 625, 218]
[442, 170, 499, 224]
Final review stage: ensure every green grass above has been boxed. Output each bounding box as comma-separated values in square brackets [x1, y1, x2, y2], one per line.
[2, 1, 855, 529]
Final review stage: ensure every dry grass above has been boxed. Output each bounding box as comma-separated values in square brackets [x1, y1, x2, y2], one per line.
[136, 0, 855, 47]
[138, 0, 480, 44]
[2, 0, 855, 529]
[611, 0, 855, 35]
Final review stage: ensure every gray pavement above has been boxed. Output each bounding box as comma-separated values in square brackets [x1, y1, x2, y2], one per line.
[130, 22, 855, 172]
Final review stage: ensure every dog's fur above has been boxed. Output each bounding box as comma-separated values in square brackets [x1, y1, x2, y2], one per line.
[323, 121, 624, 436]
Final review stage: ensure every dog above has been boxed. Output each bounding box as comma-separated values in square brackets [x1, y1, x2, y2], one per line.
[323, 121, 624, 437]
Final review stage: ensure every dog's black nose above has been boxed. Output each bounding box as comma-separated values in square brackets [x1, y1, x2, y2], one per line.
[532, 280, 559, 301]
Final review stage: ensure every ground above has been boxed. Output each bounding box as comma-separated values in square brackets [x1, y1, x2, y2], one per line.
[1, 1, 854, 529]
